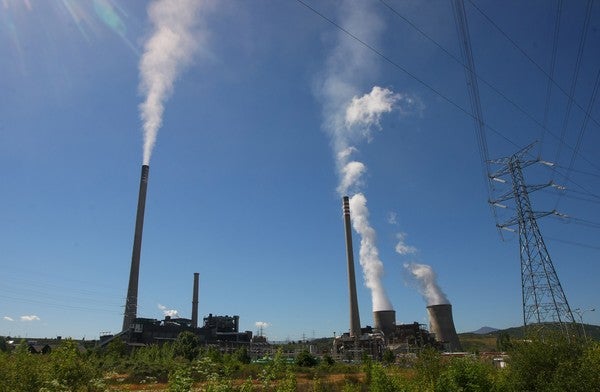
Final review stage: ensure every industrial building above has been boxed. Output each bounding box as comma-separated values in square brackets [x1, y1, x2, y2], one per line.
[107, 165, 462, 357]
[333, 196, 461, 359]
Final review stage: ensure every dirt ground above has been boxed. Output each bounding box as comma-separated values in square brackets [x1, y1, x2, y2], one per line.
[106, 372, 367, 391]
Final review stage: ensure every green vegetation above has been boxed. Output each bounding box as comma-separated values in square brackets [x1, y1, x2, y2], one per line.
[0, 332, 598, 391]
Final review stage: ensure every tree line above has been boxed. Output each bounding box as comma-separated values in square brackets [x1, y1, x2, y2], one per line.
[0, 331, 599, 391]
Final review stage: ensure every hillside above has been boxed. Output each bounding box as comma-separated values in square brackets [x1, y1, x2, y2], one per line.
[459, 323, 600, 352]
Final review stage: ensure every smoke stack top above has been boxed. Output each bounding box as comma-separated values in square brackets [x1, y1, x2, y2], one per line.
[404, 262, 449, 306]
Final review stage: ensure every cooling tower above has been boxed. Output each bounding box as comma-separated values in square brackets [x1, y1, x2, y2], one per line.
[373, 310, 396, 337]
[343, 196, 361, 338]
[122, 165, 150, 331]
[192, 272, 199, 328]
[427, 304, 462, 352]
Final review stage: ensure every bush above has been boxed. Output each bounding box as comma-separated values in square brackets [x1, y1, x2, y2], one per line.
[501, 333, 600, 392]
[435, 357, 494, 392]
[168, 366, 194, 392]
[45, 339, 103, 391]
[0, 342, 46, 392]
[295, 349, 318, 367]
[173, 331, 201, 361]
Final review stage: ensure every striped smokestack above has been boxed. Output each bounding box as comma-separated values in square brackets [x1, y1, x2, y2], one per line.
[343, 196, 361, 338]
[122, 165, 149, 331]
[192, 272, 199, 328]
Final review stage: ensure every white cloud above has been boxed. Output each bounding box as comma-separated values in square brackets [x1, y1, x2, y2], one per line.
[255, 321, 269, 328]
[158, 303, 179, 318]
[20, 315, 40, 322]
[387, 212, 398, 225]
[395, 232, 418, 255]
[3, 316, 14, 322]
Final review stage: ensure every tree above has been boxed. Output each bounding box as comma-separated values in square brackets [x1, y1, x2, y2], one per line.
[0, 336, 8, 352]
[295, 349, 318, 367]
[495, 332, 511, 352]
[382, 349, 395, 365]
[173, 331, 200, 361]
[502, 333, 599, 392]
[46, 339, 101, 391]
[233, 346, 251, 364]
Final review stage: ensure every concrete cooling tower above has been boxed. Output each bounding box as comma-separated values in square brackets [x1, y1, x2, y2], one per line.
[427, 304, 462, 352]
[373, 310, 396, 337]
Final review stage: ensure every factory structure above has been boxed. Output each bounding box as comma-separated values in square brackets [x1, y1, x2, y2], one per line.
[332, 197, 462, 360]
[101, 165, 253, 349]
[103, 166, 462, 357]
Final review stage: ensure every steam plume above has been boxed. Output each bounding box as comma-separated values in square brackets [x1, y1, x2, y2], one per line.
[139, 0, 206, 165]
[255, 321, 269, 328]
[404, 262, 449, 306]
[394, 232, 417, 255]
[316, 1, 400, 312]
[349, 193, 392, 310]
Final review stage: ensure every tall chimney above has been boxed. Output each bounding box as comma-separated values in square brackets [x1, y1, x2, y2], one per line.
[427, 304, 462, 352]
[122, 165, 150, 331]
[192, 272, 199, 328]
[343, 196, 361, 338]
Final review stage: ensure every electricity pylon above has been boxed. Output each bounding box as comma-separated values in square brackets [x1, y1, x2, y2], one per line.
[489, 144, 576, 334]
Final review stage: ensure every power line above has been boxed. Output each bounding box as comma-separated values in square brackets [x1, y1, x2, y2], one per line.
[545, 236, 600, 251]
[552, 0, 594, 177]
[466, 0, 600, 132]
[540, 0, 563, 151]
[295, 0, 522, 151]
[555, 65, 600, 209]
[378, 0, 600, 181]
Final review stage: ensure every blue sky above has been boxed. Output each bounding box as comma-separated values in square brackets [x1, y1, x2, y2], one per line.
[1, 0, 599, 341]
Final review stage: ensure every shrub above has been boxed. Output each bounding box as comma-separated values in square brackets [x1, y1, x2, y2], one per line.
[435, 357, 494, 392]
[295, 349, 318, 367]
[168, 366, 193, 392]
[45, 339, 102, 391]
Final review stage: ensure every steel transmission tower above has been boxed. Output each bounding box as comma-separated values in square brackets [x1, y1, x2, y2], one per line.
[490, 145, 576, 332]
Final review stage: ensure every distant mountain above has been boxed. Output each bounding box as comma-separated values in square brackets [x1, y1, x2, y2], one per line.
[471, 326, 499, 335]
[458, 323, 600, 352]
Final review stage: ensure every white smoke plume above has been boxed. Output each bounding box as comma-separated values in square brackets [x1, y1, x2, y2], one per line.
[349, 193, 393, 311]
[20, 315, 40, 322]
[158, 303, 179, 317]
[345, 86, 399, 131]
[3, 316, 14, 322]
[395, 232, 417, 255]
[139, 0, 207, 165]
[316, 2, 400, 312]
[255, 321, 269, 328]
[403, 262, 449, 306]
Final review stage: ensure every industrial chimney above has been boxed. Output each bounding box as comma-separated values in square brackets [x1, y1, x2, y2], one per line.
[343, 196, 361, 338]
[373, 310, 396, 338]
[192, 272, 199, 328]
[427, 304, 462, 352]
[122, 165, 150, 331]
